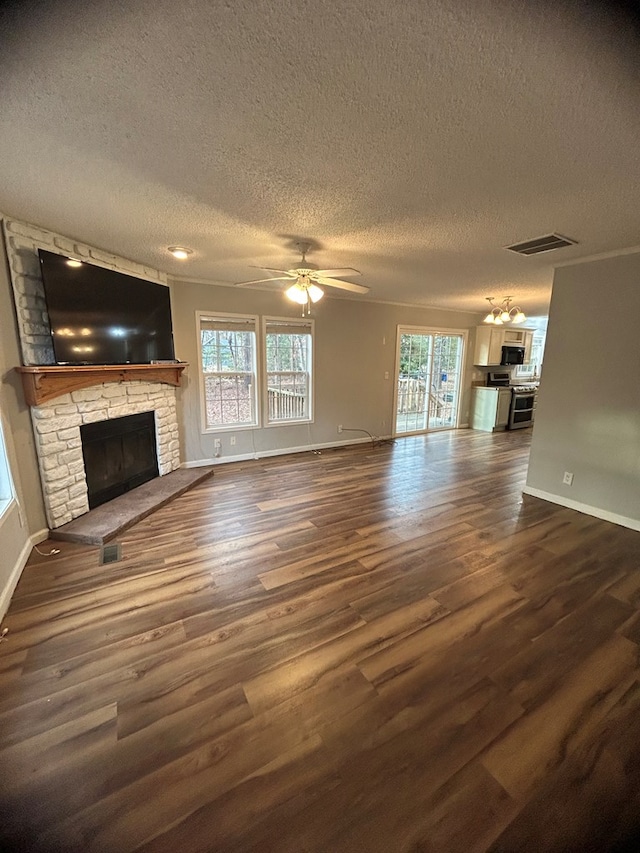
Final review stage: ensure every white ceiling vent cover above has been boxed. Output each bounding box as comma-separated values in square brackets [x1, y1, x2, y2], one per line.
[505, 234, 577, 255]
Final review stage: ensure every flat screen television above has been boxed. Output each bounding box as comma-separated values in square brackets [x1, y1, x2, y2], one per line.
[38, 249, 176, 365]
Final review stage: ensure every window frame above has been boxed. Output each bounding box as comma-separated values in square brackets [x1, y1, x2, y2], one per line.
[393, 324, 468, 435]
[261, 315, 315, 427]
[514, 328, 546, 380]
[196, 311, 260, 434]
[0, 413, 16, 522]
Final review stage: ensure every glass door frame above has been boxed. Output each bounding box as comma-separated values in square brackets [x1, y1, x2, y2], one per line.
[392, 325, 467, 437]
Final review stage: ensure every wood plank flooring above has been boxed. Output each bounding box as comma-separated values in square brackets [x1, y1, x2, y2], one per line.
[1, 428, 640, 852]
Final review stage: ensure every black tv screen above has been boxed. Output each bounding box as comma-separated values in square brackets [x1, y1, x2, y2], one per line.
[38, 249, 175, 365]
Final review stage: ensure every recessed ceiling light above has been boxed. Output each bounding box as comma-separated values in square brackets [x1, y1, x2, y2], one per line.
[66, 258, 82, 267]
[168, 246, 193, 260]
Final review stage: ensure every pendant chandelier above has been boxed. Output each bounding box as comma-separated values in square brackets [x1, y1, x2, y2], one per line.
[483, 296, 526, 325]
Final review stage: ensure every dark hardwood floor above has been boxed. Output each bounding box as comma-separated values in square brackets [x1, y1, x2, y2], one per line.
[1, 428, 640, 852]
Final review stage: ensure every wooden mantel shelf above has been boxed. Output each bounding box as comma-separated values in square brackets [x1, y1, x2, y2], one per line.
[16, 363, 188, 406]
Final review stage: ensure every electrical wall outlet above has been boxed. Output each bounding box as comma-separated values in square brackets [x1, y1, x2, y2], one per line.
[338, 424, 343, 434]
[563, 471, 574, 485]
[230, 436, 236, 446]
[214, 439, 221, 448]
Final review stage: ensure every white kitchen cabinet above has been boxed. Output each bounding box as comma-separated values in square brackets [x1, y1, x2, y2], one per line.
[473, 326, 535, 365]
[473, 327, 502, 366]
[470, 387, 512, 431]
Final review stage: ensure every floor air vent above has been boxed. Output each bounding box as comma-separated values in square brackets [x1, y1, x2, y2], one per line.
[505, 233, 577, 255]
[100, 542, 122, 565]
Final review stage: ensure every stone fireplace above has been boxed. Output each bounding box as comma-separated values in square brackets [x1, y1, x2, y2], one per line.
[3, 217, 186, 530]
[28, 378, 181, 528]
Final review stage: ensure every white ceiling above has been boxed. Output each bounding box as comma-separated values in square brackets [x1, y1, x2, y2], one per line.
[1, 0, 639, 317]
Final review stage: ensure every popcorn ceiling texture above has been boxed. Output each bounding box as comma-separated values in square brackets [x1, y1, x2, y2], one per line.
[1, 0, 640, 315]
[3, 218, 179, 529]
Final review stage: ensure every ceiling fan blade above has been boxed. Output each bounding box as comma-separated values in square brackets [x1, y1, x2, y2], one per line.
[249, 265, 292, 275]
[235, 276, 291, 286]
[316, 277, 370, 294]
[313, 267, 361, 278]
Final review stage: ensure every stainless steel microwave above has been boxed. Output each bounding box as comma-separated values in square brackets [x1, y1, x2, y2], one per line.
[501, 345, 525, 365]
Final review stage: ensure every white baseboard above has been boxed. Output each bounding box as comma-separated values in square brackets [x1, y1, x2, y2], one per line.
[0, 527, 50, 623]
[32, 527, 50, 545]
[181, 435, 387, 468]
[523, 486, 640, 532]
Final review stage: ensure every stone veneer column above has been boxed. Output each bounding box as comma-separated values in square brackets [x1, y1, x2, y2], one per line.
[32, 382, 180, 529]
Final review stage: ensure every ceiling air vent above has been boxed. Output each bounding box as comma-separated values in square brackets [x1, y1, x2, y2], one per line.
[505, 233, 577, 256]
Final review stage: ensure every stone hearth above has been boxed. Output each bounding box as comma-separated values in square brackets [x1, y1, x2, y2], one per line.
[49, 465, 214, 545]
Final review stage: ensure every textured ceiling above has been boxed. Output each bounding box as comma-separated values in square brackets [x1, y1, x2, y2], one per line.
[1, 0, 640, 317]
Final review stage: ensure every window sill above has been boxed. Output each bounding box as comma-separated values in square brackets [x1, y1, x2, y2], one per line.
[264, 419, 313, 428]
[201, 424, 259, 435]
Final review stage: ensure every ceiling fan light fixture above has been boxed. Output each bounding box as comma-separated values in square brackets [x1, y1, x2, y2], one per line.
[307, 283, 324, 303]
[235, 245, 368, 313]
[285, 284, 308, 305]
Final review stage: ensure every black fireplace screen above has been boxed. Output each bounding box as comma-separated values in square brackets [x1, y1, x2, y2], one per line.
[80, 411, 159, 509]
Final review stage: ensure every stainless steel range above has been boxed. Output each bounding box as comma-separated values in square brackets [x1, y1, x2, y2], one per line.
[509, 385, 537, 429]
[486, 373, 537, 430]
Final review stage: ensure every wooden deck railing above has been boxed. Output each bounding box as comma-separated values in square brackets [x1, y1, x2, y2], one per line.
[397, 377, 451, 416]
[267, 372, 308, 420]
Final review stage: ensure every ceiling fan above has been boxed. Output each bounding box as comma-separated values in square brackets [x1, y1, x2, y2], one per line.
[235, 242, 369, 314]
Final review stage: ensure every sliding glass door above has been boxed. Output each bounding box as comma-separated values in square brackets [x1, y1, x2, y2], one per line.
[394, 328, 464, 435]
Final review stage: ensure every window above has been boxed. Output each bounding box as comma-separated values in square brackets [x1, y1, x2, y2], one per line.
[264, 318, 313, 424]
[515, 328, 546, 380]
[198, 314, 258, 431]
[0, 416, 15, 519]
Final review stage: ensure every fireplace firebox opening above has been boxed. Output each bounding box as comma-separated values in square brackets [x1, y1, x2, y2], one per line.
[81, 411, 159, 509]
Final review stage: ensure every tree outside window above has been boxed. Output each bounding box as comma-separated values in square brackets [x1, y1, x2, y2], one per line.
[199, 315, 258, 430]
[264, 319, 313, 424]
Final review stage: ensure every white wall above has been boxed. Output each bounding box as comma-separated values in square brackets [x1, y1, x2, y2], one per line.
[525, 251, 640, 530]
[170, 280, 481, 465]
